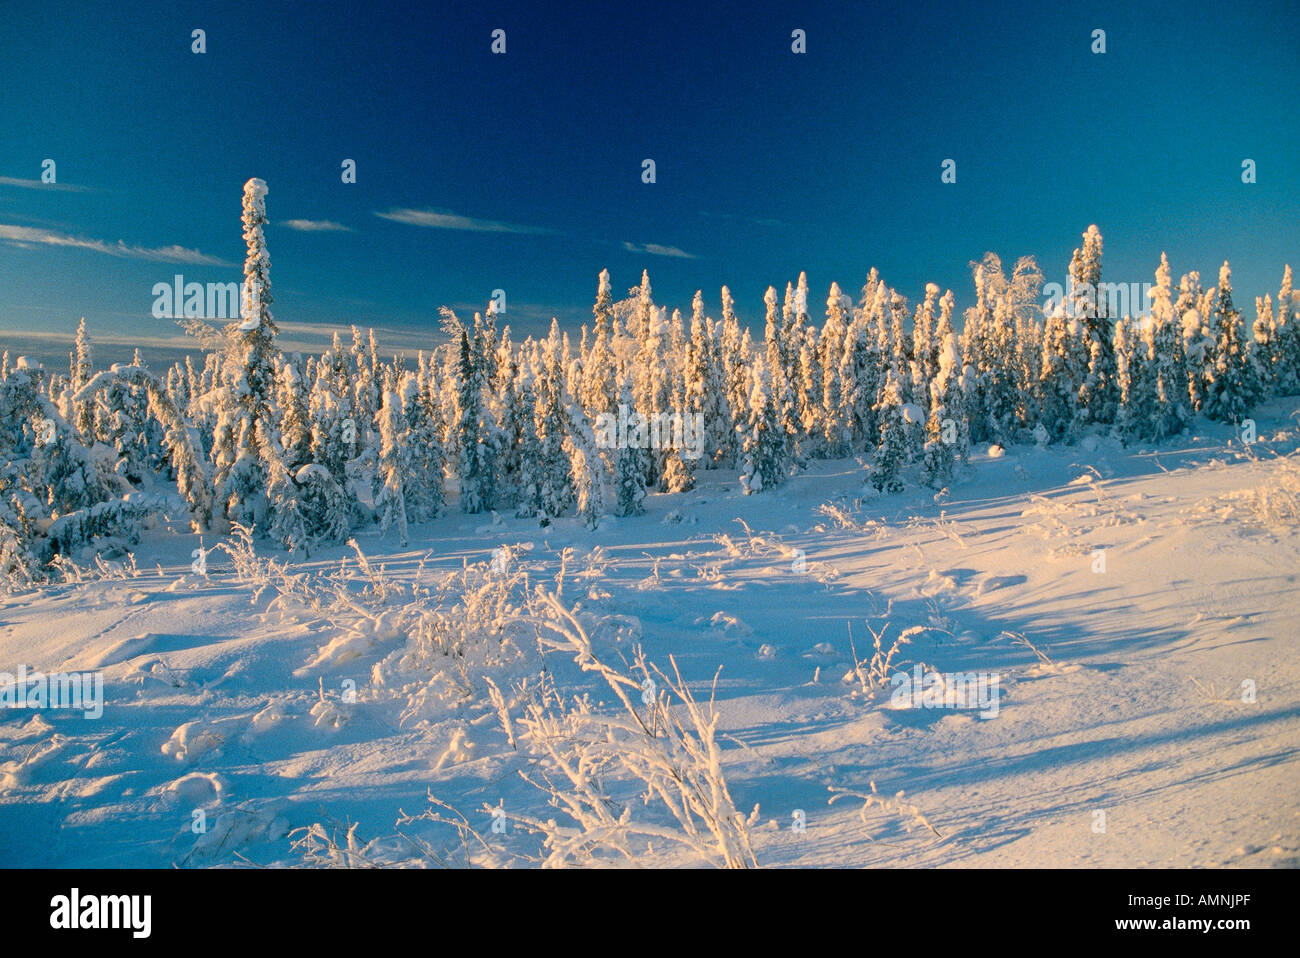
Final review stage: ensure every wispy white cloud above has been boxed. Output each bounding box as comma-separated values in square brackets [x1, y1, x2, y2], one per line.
[0, 224, 232, 266]
[0, 176, 93, 193]
[280, 218, 352, 232]
[622, 241, 696, 259]
[375, 207, 555, 235]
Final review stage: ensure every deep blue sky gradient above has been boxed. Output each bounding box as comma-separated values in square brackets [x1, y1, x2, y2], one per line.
[1, 0, 1296, 354]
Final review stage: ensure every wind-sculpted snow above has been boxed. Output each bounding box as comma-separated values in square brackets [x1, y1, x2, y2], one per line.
[1, 396, 1298, 866]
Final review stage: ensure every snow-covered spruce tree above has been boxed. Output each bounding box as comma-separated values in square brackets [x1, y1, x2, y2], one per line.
[472, 312, 506, 511]
[0, 493, 41, 590]
[995, 256, 1043, 441]
[187, 353, 221, 464]
[686, 295, 717, 467]
[960, 263, 993, 443]
[213, 178, 280, 532]
[1037, 301, 1082, 442]
[535, 329, 575, 523]
[95, 351, 153, 486]
[871, 368, 908, 493]
[564, 388, 606, 529]
[819, 284, 850, 457]
[513, 372, 545, 518]
[797, 324, 823, 456]
[627, 269, 654, 344]
[68, 317, 96, 439]
[165, 363, 189, 435]
[402, 365, 445, 523]
[580, 270, 619, 466]
[294, 463, 351, 546]
[348, 325, 378, 456]
[911, 283, 940, 410]
[454, 327, 486, 514]
[888, 288, 912, 381]
[883, 287, 920, 463]
[786, 272, 813, 427]
[1252, 294, 1279, 395]
[718, 286, 749, 467]
[276, 356, 312, 471]
[668, 307, 687, 373]
[133, 349, 170, 479]
[983, 259, 1023, 443]
[854, 280, 891, 450]
[660, 372, 696, 494]
[259, 420, 308, 555]
[738, 356, 789, 495]
[613, 415, 648, 518]
[842, 291, 873, 452]
[308, 339, 356, 501]
[1111, 316, 1139, 442]
[1177, 271, 1213, 413]
[633, 299, 671, 489]
[762, 287, 798, 470]
[909, 282, 941, 389]
[1013, 299, 1043, 432]
[1139, 253, 1189, 442]
[374, 389, 409, 545]
[1204, 261, 1262, 423]
[780, 281, 798, 390]
[1275, 265, 1300, 395]
[1070, 225, 1115, 426]
[923, 328, 968, 488]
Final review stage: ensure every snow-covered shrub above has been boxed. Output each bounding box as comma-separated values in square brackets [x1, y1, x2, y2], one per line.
[843, 620, 924, 694]
[479, 585, 760, 868]
[1200, 451, 1300, 530]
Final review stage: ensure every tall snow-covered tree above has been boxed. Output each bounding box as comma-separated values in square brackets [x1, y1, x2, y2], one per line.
[738, 356, 790, 495]
[1112, 316, 1139, 441]
[374, 389, 410, 545]
[613, 383, 648, 518]
[1177, 271, 1213, 412]
[1204, 261, 1261, 423]
[402, 365, 446, 523]
[718, 286, 748, 466]
[820, 283, 851, 456]
[923, 328, 968, 488]
[68, 317, 96, 439]
[581, 269, 618, 420]
[1071, 225, 1115, 425]
[1135, 253, 1190, 442]
[763, 286, 799, 467]
[1275, 265, 1300, 395]
[564, 388, 605, 529]
[871, 369, 908, 493]
[535, 328, 575, 523]
[213, 177, 280, 531]
[1252, 294, 1279, 394]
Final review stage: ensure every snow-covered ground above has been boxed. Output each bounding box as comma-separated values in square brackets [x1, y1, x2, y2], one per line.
[2, 400, 1298, 868]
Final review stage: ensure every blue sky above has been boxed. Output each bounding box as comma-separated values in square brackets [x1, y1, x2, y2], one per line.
[1, 0, 1296, 360]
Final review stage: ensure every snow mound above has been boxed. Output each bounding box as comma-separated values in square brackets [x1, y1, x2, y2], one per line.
[702, 611, 753, 636]
[161, 720, 226, 762]
[184, 802, 290, 863]
[162, 771, 226, 806]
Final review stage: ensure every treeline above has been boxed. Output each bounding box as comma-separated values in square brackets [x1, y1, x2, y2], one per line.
[2, 180, 1297, 589]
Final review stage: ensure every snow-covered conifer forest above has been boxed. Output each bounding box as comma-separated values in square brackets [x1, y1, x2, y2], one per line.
[2, 175, 1297, 869]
